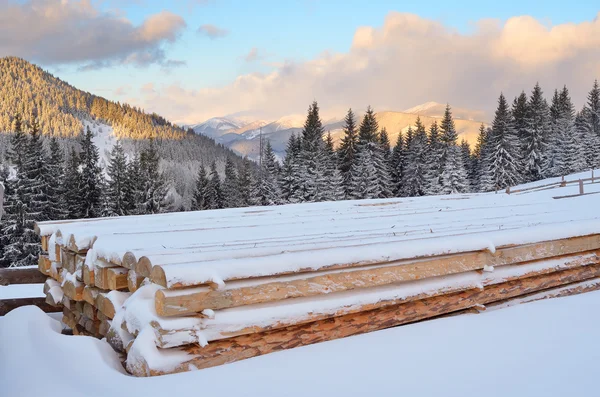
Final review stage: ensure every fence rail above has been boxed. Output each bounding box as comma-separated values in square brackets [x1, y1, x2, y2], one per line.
[506, 170, 598, 196]
[0, 266, 60, 316]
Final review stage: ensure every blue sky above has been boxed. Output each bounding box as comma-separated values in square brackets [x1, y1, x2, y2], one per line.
[2, 0, 599, 122]
[60, 0, 599, 99]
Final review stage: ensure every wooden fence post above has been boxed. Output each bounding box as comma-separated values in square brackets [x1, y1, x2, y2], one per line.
[579, 179, 584, 195]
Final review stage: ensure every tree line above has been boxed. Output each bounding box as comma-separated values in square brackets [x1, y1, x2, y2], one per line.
[206, 81, 599, 208]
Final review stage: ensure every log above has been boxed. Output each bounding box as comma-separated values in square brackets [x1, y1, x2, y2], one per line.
[99, 319, 112, 337]
[0, 266, 48, 286]
[96, 291, 130, 319]
[150, 234, 600, 289]
[62, 308, 77, 330]
[38, 255, 52, 275]
[135, 257, 153, 279]
[83, 302, 98, 321]
[129, 262, 600, 376]
[61, 296, 77, 311]
[62, 278, 84, 301]
[94, 264, 128, 290]
[82, 285, 102, 306]
[127, 270, 145, 293]
[0, 297, 62, 316]
[60, 248, 77, 274]
[41, 235, 49, 252]
[45, 289, 63, 307]
[146, 261, 600, 349]
[155, 250, 600, 317]
[82, 264, 95, 286]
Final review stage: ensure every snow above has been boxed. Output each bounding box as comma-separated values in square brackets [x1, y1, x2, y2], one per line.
[0, 283, 44, 299]
[82, 119, 117, 173]
[2, 292, 600, 396]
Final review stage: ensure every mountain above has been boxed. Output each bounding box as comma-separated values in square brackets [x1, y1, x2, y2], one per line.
[191, 102, 487, 160]
[0, 57, 246, 209]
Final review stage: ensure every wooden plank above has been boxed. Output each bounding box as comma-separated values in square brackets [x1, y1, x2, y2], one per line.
[155, 249, 600, 317]
[0, 267, 47, 286]
[147, 261, 600, 349]
[95, 266, 128, 290]
[41, 235, 49, 252]
[151, 234, 600, 289]
[0, 297, 62, 316]
[95, 293, 117, 319]
[129, 262, 600, 376]
[60, 248, 78, 274]
[38, 255, 52, 275]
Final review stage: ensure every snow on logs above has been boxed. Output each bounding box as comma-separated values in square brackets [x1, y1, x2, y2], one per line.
[33, 193, 600, 376]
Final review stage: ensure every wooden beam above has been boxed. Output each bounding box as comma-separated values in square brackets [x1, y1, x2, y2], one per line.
[127, 270, 145, 293]
[150, 234, 600, 289]
[95, 267, 128, 290]
[129, 262, 600, 376]
[0, 266, 47, 286]
[62, 278, 84, 301]
[82, 264, 95, 286]
[82, 286, 101, 306]
[0, 297, 62, 316]
[155, 250, 600, 317]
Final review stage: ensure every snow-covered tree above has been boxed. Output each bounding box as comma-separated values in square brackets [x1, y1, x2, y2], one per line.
[106, 140, 129, 216]
[280, 134, 303, 203]
[403, 117, 428, 197]
[79, 126, 103, 218]
[222, 157, 241, 208]
[337, 108, 358, 196]
[237, 158, 254, 207]
[138, 140, 168, 214]
[204, 161, 223, 210]
[425, 121, 443, 195]
[438, 105, 469, 194]
[389, 131, 404, 196]
[46, 138, 66, 220]
[523, 83, 550, 182]
[191, 165, 208, 211]
[252, 140, 281, 206]
[482, 93, 521, 190]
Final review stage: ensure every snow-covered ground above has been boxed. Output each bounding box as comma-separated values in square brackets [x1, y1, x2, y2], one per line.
[1, 291, 600, 397]
[82, 119, 117, 172]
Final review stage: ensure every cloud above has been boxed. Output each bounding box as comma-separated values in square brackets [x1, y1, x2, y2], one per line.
[197, 24, 229, 39]
[243, 47, 266, 62]
[114, 85, 132, 96]
[0, 0, 186, 68]
[137, 12, 600, 123]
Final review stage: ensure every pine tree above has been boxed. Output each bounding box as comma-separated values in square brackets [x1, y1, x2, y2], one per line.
[577, 107, 600, 170]
[79, 126, 103, 218]
[472, 123, 489, 191]
[192, 165, 208, 211]
[222, 157, 241, 208]
[322, 132, 345, 201]
[126, 153, 143, 214]
[46, 138, 66, 220]
[138, 139, 168, 214]
[63, 148, 83, 219]
[237, 158, 254, 207]
[281, 134, 303, 202]
[460, 139, 474, 187]
[7, 114, 28, 171]
[403, 117, 428, 197]
[588, 79, 600, 137]
[482, 93, 521, 191]
[389, 131, 404, 196]
[204, 161, 223, 209]
[106, 140, 129, 216]
[523, 83, 550, 182]
[555, 86, 579, 175]
[21, 118, 50, 222]
[337, 108, 358, 196]
[545, 89, 563, 176]
[438, 105, 469, 194]
[512, 92, 529, 163]
[425, 121, 443, 195]
[297, 101, 326, 202]
[252, 141, 281, 206]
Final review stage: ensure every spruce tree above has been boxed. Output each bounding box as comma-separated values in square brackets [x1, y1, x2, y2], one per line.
[63, 148, 83, 219]
[482, 93, 521, 190]
[192, 165, 208, 211]
[252, 141, 282, 206]
[523, 83, 550, 182]
[106, 140, 129, 216]
[21, 118, 50, 222]
[337, 108, 358, 196]
[205, 161, 223, 209]
[403, 117, 428, 197]
[438, 105, 469, 194]
[47, 138, 66, 220]
[237, 158, 254, 207]
[79, 127, 103, 218]
[425, 121, 443, 195]
[512, 92, 529, 163]
[139, 140, 168, 214]
[281, 134, 303, 202]
[126, 153, 143, 214]
[460, 139, 474, 188]
[322, 132, 345, 201]
[389, 131, 404, 196]
[297, 102, 326, 202]
[587, 80, 600, 137]
[222, 157, 241, 208]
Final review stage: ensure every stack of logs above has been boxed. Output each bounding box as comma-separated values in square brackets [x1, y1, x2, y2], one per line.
[34, 199, 600, 377]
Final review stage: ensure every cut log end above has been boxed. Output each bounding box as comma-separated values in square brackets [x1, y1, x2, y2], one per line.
[150, 266, 167, 288]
